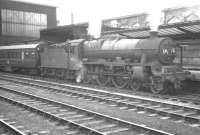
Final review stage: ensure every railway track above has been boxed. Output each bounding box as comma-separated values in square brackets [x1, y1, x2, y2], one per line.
[1, 73, 200, 128]
[0, 85, 173, 135]
[0, 99, 94, 135]
[1, 72, 200, 104]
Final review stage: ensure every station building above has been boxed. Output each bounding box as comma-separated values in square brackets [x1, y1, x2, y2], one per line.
[0, 0, 57, 45]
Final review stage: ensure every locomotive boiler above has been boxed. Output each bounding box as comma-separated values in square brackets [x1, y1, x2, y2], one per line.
[82, 35, 190, 93]
[83, 37, 175, 64]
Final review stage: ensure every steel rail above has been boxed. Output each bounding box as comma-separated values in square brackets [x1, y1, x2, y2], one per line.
[0, 119, 27, 135]
[1, 74, 200, 124]
[1, 72, 200, 104]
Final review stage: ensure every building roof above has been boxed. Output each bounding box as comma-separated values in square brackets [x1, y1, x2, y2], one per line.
[5, 0, 57, 8]
[101, 20, 200, 41]
[41, 23, 89, 32]
[102, 12, 148, 22]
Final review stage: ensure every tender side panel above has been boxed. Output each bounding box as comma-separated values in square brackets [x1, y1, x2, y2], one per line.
[40, 47, 68, 69]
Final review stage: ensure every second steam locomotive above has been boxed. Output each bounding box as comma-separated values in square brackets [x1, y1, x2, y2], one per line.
[0, 33, 191, 94]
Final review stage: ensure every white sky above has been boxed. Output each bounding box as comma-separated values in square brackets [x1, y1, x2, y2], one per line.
[15, 0, 200, 37]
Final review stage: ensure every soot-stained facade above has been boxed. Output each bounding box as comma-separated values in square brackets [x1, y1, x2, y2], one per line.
[0, 0, 57, 45]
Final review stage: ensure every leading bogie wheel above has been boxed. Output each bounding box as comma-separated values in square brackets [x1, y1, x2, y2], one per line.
[150, 76, 164, 94]
[150, 76, 174, 94]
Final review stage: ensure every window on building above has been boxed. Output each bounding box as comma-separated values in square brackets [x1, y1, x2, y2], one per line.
[1, 9, 47, 38]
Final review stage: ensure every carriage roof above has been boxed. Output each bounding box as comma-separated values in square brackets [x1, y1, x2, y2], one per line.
[0, 44, 40, 50]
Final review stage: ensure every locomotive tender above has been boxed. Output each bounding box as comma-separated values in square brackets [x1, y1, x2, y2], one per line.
[40, 39, 84, 80]
[0, 35, 191, 94]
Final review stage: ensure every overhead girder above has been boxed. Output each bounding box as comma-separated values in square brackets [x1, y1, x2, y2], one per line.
[101, 20, 200, 41]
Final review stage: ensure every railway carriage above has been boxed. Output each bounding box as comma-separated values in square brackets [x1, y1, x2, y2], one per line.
[0, 43, 41, 74]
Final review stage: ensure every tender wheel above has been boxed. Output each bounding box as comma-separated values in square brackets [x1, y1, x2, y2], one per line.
[129, 79, 142, 91]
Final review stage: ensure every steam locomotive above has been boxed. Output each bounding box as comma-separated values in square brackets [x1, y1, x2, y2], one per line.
[0, 35, 191, 94]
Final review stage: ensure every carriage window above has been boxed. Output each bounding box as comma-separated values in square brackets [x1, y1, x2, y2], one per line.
[25, 52, 29, 55]
[14, 52, 19, 59]
[10, 52, 13, 58]
[4, 53, 6, 58]
[70, 46, 75, 54]
[31, 52, 35, 56]
[17, 52, 20, 58]
[13, 52, 17, 58]
[8, 53, 11, 58]
[65, 46, 75, 54]
[12, 52, 15, 58]
[6, 53, 9, 58]
[3, 53, 6, 58]
[11, 52, 14, 58]
[4, 53, 7, 58]
[23, 51, 36, 58]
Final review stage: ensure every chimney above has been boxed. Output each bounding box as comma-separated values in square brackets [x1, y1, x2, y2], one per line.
[149, 31, 158, 38]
